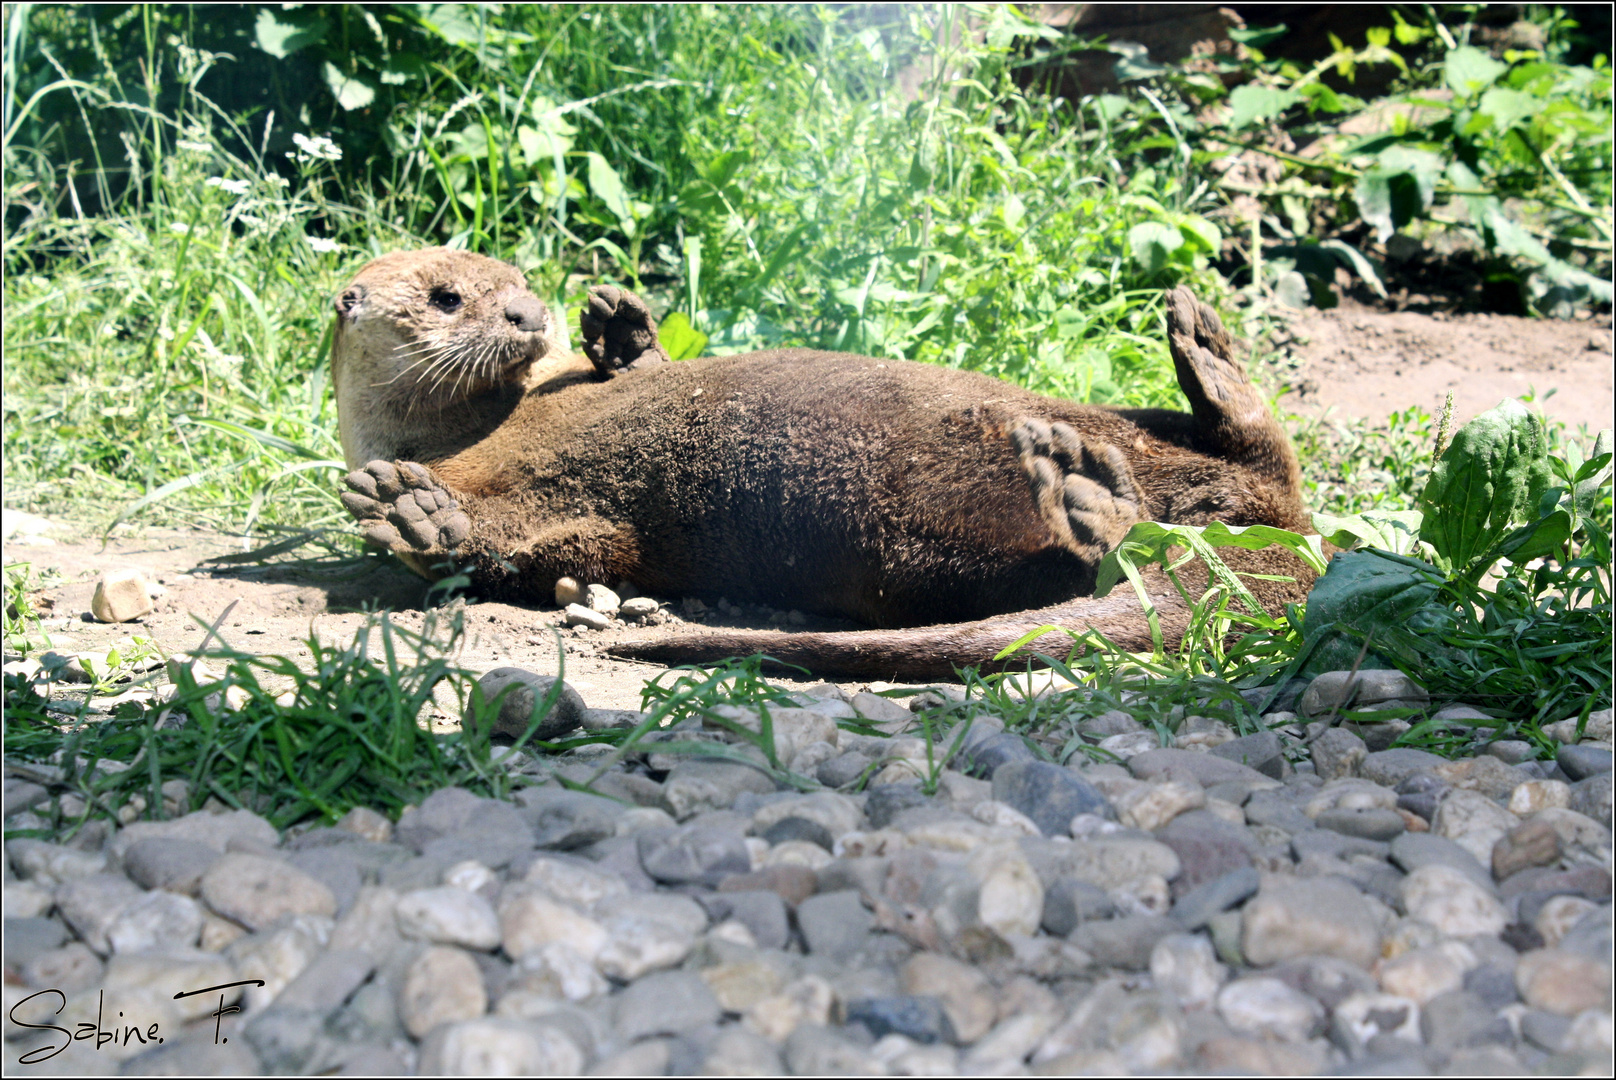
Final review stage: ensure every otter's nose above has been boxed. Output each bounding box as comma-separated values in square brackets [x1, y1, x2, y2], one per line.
[504, 295, 548, 333]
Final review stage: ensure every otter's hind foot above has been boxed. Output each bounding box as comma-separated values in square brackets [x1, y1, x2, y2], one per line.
[342, 460, 471, 555]
[1010, 418, 1141, 563]
[581, 284, 670, 377]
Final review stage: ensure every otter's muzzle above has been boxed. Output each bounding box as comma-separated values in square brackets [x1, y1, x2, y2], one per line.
[504, 294, 548, 334]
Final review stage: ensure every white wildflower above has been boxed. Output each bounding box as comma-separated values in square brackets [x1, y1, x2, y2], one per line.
[168, 222, 191, 235]
[176, 140, 212, 153]
[237, 213, 266, 228]
[307, 236, 342, 253]
[205, 177, 251, 196]
[290, 133, 342, 162]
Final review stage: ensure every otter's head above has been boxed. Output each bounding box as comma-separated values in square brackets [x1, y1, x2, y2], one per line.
[330, 248, 574, 468]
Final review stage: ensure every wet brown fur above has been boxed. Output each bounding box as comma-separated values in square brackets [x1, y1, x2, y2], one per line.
[333, 249, 1323, 680]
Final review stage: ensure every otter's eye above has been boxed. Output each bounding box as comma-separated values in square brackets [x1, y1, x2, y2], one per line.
[429, 288, 463, 314]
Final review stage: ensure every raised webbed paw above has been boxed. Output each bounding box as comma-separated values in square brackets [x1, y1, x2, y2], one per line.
[341, 460, 471, 555]
[580, 284, 670, 377]
[1010, 418, 1142, 562]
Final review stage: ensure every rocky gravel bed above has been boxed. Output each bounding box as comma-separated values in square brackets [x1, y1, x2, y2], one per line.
[3, 669, 1612, 1076]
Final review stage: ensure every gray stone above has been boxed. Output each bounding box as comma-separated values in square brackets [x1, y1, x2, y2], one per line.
[1243, 789, 1315, 834]
[393, 786, 486, 849]
[1157, 810, 1257, 893]
[699, 1028, 784, 1075]
[1209, 731, 1287, 779]
[419, 1017, 587, 1075]
[1558, 744, 1613, 781]
[121, 838, 222, 896]
[638, 824, 751, 887]
[422, 825, 534, 871]
[1242, 876, 1381, 969]
[864, 783, 932, 828]
[1521, 1009, 1572, 1052]
[105, 890, 204, 954]
[1462, 963, 1519, 1008]
[121, 1036, 263, 1075]
[784, 1023, 881, 1075]
[1312, 727, 1369, 781]
[244, 1005, 336, 1074]
[615, 970, 722, 1042]
[1568, 772, 1612, 827]
[287, 847, 363, 917]
[816, 751, 873, 788]
[762, 816, 835, 852]
[516, 789, 626, 848]
[199, 854, 336, 931]
[661, 756, 778, 820]
[1041, 877, 1115, 936]
[3, 916, 66, 969]
[1485, 739, 1539, 765]
[704, 889, 789, 950]
[846, 996, 954, 1044]
[796, 889, 874, 961]
[473, 668, 587, 741]
[1421, 989, 1512, 1052]
[1070, 914, 1181, 970]
[991, 760, 1109, 836]
[3, 778, 49, 819]
[53, 873, 144, 954]
[851, 691, 913, 728]
[956, 731, 1039, 778]
[1129, 748, 1274, 787]
[1172, 866, 1260, 930]
[272, 948, 376, 1013]
[1299, 670, 1428, 715]
[1316, 806, 1406, 841]
[1360, 748, 1448, 788]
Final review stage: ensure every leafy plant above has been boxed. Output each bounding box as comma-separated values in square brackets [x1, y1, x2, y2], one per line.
[1196, 10, 1612, 314]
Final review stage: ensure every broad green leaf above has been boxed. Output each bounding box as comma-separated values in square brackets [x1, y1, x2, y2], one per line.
[1444, 46, 1508, 98]
[323, 63, 376, 112]
[586, 152, 634, 230]
[1002, 193, 1026, 230]
[255, 9, 326, 58]
[1299, 549, 1444, 676]
[1418, 399, 1555, 578]
[1274, 271, 1310, 309]
[1318, 239, 1387, 298]
[1311, 509, 1425, 555]
[416, 3, 482, 46]
[1227, 84, 1303, 128]
[1176, 214, 1220, 253]
[1128, 222, 1182, 273]
[1095, 521, 1327, 597]
[1354, 147, 1441, 243]
[657, 312, 708, 362]
[1477, 87, 1535, 130]
[1487, 510, 1572, 565]
[1228, 25, 1289, 49]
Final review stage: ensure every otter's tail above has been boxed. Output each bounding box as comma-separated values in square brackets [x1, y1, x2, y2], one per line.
[603, 588, 1192, 682]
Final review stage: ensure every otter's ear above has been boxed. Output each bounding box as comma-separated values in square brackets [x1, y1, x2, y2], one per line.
[335, 284, 367, 321]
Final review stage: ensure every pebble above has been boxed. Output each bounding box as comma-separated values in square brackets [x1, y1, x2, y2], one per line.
[796, 889, 874, 960]
[1241, 875, 1381, 969]
[472, 668, 587, 740]
[91, 568, 155, 623]
[991, 760, 1110, 835]
[395, 886, 501, 950]
[199, 853, 337, 931]
[563, 603, 611, 629]
[1299, 669, 1428, 715]
[1515, 948, 1612, 1016]
[615, 969, 722, 1042]
[1402, 864, 1507, 937]
[1559, 743, 1614, 781]
[1150, 932, 1227, 1010]
[1217, 975, 1325, 1042]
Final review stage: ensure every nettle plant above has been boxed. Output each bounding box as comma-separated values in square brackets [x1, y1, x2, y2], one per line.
[1039, 401, 1612, 736]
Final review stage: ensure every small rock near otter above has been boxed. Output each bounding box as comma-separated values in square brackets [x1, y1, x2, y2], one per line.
[620, 597, 660, 621]
[564, 604, 611, 630]
[554, 576, 585, 607]
[91, 570, 155, 623]
[473, 667, 588, 741]
[585, 584, 621, 617]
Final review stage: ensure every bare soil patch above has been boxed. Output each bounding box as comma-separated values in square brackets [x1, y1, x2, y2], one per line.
[1273, 301, 1614, 435]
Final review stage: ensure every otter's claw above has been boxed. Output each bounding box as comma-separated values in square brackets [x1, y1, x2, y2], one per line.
[581, 284, 670, 377]
[1010, 419, 1142, 562]
[342, 460, 471, 554]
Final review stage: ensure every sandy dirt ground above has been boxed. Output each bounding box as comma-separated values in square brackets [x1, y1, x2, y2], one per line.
[6, 305, 1612, 713]
[1274, 301, 1613, 435]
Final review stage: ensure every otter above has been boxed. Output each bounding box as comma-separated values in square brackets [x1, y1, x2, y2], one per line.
[333, 247, 1322, 680]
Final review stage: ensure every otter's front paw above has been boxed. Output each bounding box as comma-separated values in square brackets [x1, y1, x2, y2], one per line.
[342, 460, 471, 554]
[1010, 419, 1142, 561]
[580, 284, 670, 377]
